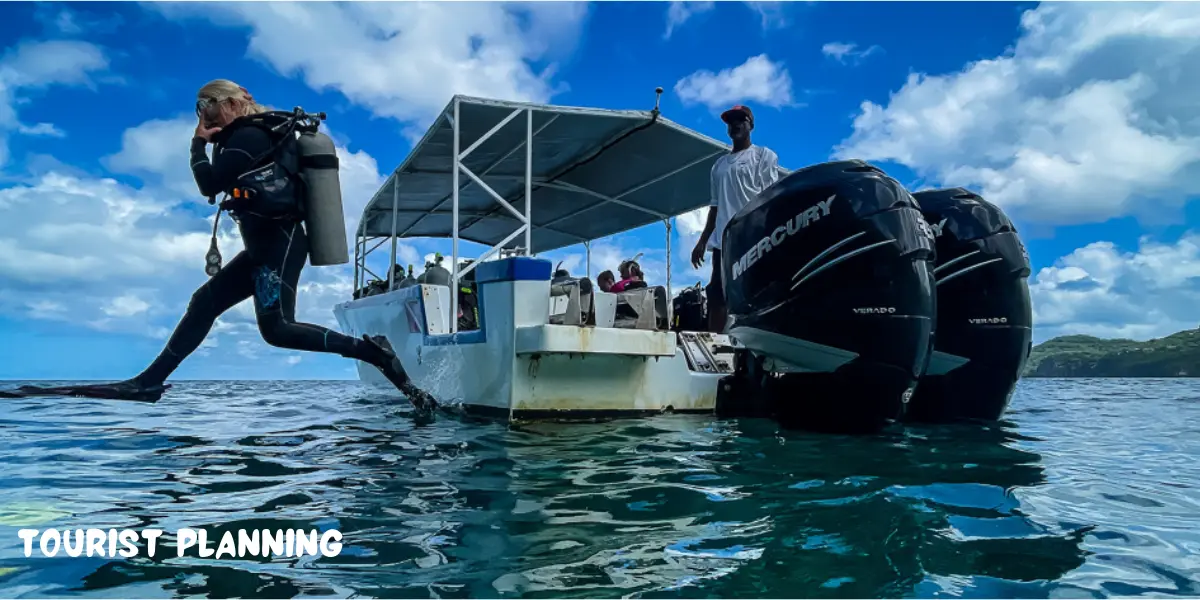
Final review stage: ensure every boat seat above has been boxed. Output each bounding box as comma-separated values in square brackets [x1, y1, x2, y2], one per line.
[613, 285, 668, 331]
[549, 276, 594, 327]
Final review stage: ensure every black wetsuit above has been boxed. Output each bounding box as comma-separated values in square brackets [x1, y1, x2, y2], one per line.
[127, 123, 382, 386]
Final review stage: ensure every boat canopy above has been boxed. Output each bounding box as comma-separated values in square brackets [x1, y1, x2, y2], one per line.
[358, 94, 731, 252]
[353, 94, 733, 329]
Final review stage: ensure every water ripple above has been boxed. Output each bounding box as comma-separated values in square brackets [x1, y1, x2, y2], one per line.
[0, 378, 1197, 597]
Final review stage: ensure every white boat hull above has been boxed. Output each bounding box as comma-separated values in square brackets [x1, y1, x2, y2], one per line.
[333, 258, 732, 420]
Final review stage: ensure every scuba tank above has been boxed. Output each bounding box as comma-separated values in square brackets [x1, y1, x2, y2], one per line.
[295, 123, 349, 266]
[396, 264, 417, 289]
[418, 253, 452, 287]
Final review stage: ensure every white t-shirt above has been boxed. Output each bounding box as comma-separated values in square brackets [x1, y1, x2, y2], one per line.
[708, 144, 786, 251]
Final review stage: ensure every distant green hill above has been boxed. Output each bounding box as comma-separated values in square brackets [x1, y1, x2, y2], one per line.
[1024, 328, 1200, 377]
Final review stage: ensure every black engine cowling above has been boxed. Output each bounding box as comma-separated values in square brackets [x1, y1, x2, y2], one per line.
[908, 188, 1033, 422]
[719, 159, 937, 433]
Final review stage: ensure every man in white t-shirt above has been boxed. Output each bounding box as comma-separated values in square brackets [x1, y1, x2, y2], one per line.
[690, 104, 787, 333]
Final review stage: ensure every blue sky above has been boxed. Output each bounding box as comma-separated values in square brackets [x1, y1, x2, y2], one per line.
[0, 1, 1197, 381]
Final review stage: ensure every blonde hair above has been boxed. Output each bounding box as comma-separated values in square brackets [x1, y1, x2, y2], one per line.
[196, 79, 270, 118]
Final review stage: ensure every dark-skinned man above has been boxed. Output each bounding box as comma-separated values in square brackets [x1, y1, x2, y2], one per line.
[690, 104, 787, 333]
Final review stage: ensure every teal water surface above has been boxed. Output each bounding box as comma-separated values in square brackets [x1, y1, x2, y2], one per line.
[0, 378, 1197, 598]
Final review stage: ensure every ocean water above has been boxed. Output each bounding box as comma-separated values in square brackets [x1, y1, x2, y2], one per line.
[0, 378, 1197, 598]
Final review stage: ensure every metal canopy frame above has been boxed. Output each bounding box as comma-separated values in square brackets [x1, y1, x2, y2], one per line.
[353, 94, 733, 333]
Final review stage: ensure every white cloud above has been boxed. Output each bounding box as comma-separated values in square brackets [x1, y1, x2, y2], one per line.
[664, 1, 714, 39]
[17, 122, 65, 137]
[334, 141, 389, 247]
[103, 294, 151, 318]
[153, 2, 589, 127]
[104, 115, 203, 199]
[676, 208, 708, 237]
[0, 169, 241, 341]
[0, 172, 223, 286]
[834, 2, 1200, 227]
[0, 39, 109, 166]
[744, 1, 790, 31]
[43, 8, 83, 35]
[1030, 232, 1200, 341]
[675, 54, 794, 112]
[237, 339, 260, 361]
[670, 210, 717, 285]
[34, 5, 125, 37]
[27, 300, 66, 321]
[663, 2, 789, 39]
[0, 40, 108, 88]
[821, 42, 880, 64]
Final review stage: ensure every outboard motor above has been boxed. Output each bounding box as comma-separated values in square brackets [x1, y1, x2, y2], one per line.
[908, 188, 1033, 422]
[718, 159, 936, 433]
[671, 282, 708, 332]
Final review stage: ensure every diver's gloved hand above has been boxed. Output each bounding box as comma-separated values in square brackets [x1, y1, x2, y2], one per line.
[362, 335, 437, 415]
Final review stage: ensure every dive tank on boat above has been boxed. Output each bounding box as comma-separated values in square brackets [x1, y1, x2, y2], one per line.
[418, 254, 453, 287]
[396, 265, 417, 289]
[717, 159, 937, 433]
[908, 188, 1033, 422]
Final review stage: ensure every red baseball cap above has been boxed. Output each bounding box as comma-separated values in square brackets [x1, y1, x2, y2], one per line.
[721, 104, 754, 125]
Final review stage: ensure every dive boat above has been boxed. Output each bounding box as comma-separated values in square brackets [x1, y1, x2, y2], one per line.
[332, 93, 740, 420]
[330, 94, 1033, 432]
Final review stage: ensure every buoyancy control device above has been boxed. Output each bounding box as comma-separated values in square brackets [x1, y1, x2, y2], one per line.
[671, 282, 708, 332]
[203, 106, 349, 277]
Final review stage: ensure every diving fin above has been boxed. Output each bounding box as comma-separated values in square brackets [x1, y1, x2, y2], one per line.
[1, 379, 170, 403]
[363, 335, 437, 415]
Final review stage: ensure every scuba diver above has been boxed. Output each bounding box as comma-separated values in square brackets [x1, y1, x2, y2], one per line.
[6, 80, 435, 413]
